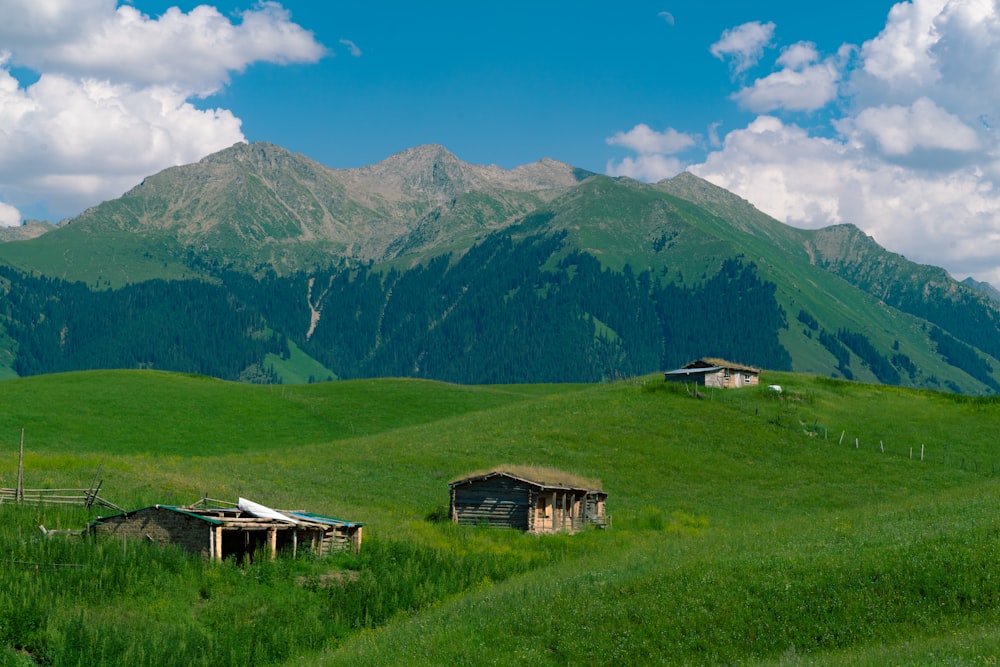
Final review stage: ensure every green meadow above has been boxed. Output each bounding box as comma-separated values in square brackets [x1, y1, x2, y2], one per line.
[1, 370, 1000, 665]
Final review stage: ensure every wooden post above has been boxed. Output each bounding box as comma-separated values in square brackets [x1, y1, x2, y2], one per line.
[560, 493, 565, 531]
[86, 463, 103, 505]
[880, 441, 884, 454]
[530, 495, 536, 534]
[268, 527, 277, 560]
[214, 526, 224, 561]
[839, 431, 845, 445]
[552, 493, 558, 532]
[921, 444, 925, 461]
[16, 427, 25, 503]
[555, 493, 561, 531]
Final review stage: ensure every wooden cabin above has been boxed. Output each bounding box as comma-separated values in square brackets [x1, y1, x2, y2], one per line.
[89, 497, 363, 561]
[449, 467, 607, 535]
[663, 358, 760, 389]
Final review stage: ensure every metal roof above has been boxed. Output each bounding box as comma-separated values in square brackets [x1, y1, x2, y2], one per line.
[92, 502, 363, 529]
[92, 505, 226, 526]
[288, 511, 364, 528]
[665, 358, 761, 375]
[664, 366, 722, 376]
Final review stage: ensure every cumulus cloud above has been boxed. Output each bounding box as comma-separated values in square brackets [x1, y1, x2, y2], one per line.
[608, 0, 1000, 285]
[606, 124, 696, 182]
[0, 1, 324, 95]
[0, 70, 245, 216]
[606, 154, 686, 182]
[856, 0, 948, 95]
[710, 21, 775, 76]
[732, 42, 841, 112]
[0, 1, 325, 221]
[691, 116, 1000, 283]
[607, 124, 695, 155]
[0, 201, 21, 227]
[843, 96, 981, 157]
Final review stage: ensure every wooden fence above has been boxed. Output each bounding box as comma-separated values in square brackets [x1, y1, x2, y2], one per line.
[0, 485, 123, 512]
[4, 428, 124, 513]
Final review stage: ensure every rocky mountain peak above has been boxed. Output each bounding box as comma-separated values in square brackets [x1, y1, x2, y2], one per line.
[330, 144, 581, 204]
[348, 144, 484, 201]
[199, 141, 323, 175]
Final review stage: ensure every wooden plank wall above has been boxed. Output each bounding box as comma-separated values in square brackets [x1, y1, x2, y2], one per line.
[451, 476, 532, 530]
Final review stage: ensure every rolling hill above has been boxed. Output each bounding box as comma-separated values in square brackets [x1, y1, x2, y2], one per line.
[0, 142, 998, 392]
[2, 369, 1000, 664]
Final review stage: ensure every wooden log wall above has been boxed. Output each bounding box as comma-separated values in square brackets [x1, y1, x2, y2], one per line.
[451, 476, 532, 530]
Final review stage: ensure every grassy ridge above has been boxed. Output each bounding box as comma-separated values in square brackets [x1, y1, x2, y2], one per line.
[0, 370, 580, 458]
[1, 371, 1000, 665]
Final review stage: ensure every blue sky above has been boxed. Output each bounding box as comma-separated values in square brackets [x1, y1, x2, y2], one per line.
[194, 1, 899, 172]
[2, 1, 1000, 286]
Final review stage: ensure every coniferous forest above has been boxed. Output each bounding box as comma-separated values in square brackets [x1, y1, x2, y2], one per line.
[0, 230, 793, 383]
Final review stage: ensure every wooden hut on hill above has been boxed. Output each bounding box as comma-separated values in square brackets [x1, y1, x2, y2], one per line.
[89, 497, 363, 561]
[663, 358, 760, 389]
[449, 467, 607, 534]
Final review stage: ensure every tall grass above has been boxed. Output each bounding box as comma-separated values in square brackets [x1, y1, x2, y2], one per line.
[0, 505, 588, 666]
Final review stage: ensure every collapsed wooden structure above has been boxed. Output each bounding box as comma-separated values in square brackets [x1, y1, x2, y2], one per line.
[449, 468, 607, 535]
[90, 497, 363, 561]
[663, 358, 761, 389]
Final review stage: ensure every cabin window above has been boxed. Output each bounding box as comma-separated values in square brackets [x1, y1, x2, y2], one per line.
[744, 373, 751, 383]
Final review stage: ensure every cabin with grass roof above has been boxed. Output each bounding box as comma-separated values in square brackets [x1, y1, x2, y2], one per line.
[89, 497, 363, 562]
[449, 467, 607, 534]
[663, 358, 760, 389]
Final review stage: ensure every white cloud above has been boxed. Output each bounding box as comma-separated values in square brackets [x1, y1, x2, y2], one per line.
[606, 154, 685, 182]
[691, 115, 1000, 285]
[732, 42, 841, 113]
[0, 1, 325, 96]
[0, 72, 245, 215]
[607, 124, 695, 155]
[0, 201, 21, 227]
[691, 117, 848, 227]
[339, 38, 362, 57]
[857, 0, 949, 95]
[710, 21, 775, 75]
[609, 0, 1000, 284]
[606, 124, 696, 181]
[0, 1, 325, 220]
[844, 96, 981, 157]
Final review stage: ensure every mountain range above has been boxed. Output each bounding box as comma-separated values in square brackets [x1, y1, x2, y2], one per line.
[1, 141, 998, 392]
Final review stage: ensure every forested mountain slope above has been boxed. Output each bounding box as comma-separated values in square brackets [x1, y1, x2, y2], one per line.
[0, 143, 997, 391]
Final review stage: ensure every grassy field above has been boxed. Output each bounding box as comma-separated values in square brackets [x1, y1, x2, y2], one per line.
[1, 370, 999, 665]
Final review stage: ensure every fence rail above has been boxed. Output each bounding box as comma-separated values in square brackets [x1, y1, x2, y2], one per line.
[0, 487, 124, 512]
[5, 430, 125, 513]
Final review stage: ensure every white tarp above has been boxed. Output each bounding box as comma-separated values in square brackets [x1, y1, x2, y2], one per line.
[238, 497, 299, 524]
